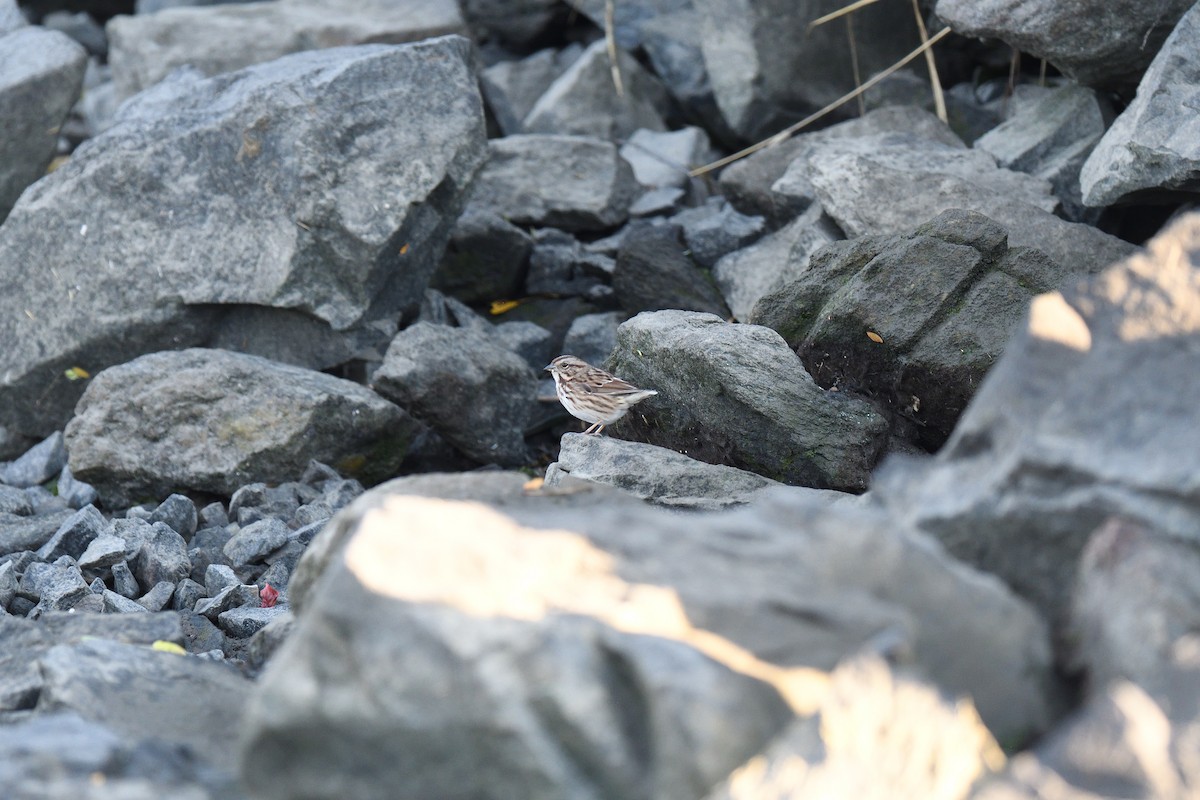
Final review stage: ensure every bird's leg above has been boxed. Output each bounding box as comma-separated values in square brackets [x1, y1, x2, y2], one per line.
[583, 422, 602, 435]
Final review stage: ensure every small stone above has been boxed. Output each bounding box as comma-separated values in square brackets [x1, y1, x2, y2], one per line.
[195, 584, 260, 622]
[223, 518, 290, 567]
[180, 611, 226, 655]
[0, 560, 17, 609]
[36, 504, 110, 562]
[55, 464, 98, 509]
[20, 560, 89, 612]
[136, 580, 175, 612]
[103, 588, 147, 614]
[198, 501, 229, 530]
[218, 605, 289, 639]
[24, 485, 67, 515]
[130, 522, 191, 588]
[173, 578, 207, 612]
[0, 484, 32, 515]
[2, 432, 67, 488]
[148, 493, 198, 539]
[300, 461, 341, 485]
[111, 561, 139, 599]
[204, 564, 239, 597]
[77, 533, 127, 571]
[230, 483, 301, 527]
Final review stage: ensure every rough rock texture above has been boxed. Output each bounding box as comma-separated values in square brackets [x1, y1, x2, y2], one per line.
[704, 656, 1005, 800]
[751, 210, 1073, 449]
[974, 84, 1107, 224]
[0, 26, 87, 221]
[935, 0, 1194, 93]
[613, 224, 730, 316]
[478, 44, 583, 136]
[0, 38, 486, 440]
[874, 211, 1200, 632]
[107, 0, 466, 98]
[606, 310, 889, 491]
[1080, 2, 1200, 208]
[64, 348, 417, 506]
[373, 322, 537, 466]
[695, 0, 922, 142]
[713, 201, 839, 322]
[431, 210, 533, 305]
[245, 475, 1055, 798]
[545, 432, 823, 509]
[523, 38, 670, 140]
[467, 134, 638, 232]
[799, 121, 1135, 278]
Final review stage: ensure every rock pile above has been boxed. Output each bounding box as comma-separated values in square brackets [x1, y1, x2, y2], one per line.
[3, 0, 1200, 797]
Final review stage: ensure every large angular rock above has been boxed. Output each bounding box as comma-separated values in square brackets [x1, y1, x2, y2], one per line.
[935, 0, 1194, 93]
[874, 212, 1200, 632]
[248, 472, 1055, 800]
[607, 310, 889, 491]
[64, 348, 418, 506]
[373, 323, 536, 466]
[801, 125, 1134, 278]
[467, 134, 637, 232]
[695, 0, 923, 141]
[751, 210, 1072, 449]
[1080, 3, 1200, 208]
[975, 84, 1107, 223]
[0, 26, 87, 221]
[478, 45, 583, 137]
[717, 105, 965, 225]
[613, 224, 730, 317]
[523, 38, 669, 141]
[107, 0, 466, 98]
[0, 38, 487, 440]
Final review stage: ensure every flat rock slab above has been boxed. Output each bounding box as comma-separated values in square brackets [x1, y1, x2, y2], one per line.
[606, 310, 888, 492]
[108, 0, 466, 97]
[64, 348, 418, 506]
[1080, 2, 1200, 207]
[0, 37, 486, 439]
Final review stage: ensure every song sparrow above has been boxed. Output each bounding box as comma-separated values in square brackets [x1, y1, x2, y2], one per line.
[545, 355, 658, 435]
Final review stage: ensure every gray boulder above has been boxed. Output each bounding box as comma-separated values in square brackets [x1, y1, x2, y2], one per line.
[373, 322, 537, 466]
[478, 45, 584, 136]
[751, 209, 1073, 449]
[1080, 3, 1200, 208]
[245, 470, 1054, 800]
[613, 225, 730, 317]
[801, 122, 1134, 278]
[431, 209, 532, 305]
[874, 211, 1200, 632]
[935, 0, 1194, 93]
[64, 348, 418, 506]
[620, 127, 715, 190]
[467, 134, 638, 232]
[607, 310, 889, 491]
[108, 0, 466, 98]
[545, 433, 858, 510]
[460, 0, 560, 46]
[695, 0, 923, 141]
[0, 38, 486, 440]
[3, 431, 68, 488]
[975, 84, 1107, 223]
[0, 26, 87, 222]
[561, 311, 624, 368]
[671, 197, 765, 269]
[524, 38, 670, 141]
[713, 201, 839, 322]
[0, 0, 25, 32]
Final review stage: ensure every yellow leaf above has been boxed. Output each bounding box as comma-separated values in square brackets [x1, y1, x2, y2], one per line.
[151, 640, 186, 655]
[64, 367, 90, 381]
[399, 243, 409, 255]
[866, 331, 884, 344]
[490, 299, 521, 315]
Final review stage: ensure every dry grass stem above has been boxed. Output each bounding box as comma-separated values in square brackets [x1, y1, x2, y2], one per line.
[605, 0, 625, 97]
[806, 0, 885, 31]
[689, 26, 952, 177]
[846, 15, 865, 116]
[910, 0, 947, 122]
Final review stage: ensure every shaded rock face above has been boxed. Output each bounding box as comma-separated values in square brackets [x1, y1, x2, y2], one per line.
[875, 211, 1200, 633]
[64, 348, 416, 506]
[935, 0, 1195, 94]
[1080, 2, 1200, 208]
[751, 209, 1066, 450]
[604, 310, 889, 491]
[245, 475, 1055, 798]
[0, 37, 487, 440]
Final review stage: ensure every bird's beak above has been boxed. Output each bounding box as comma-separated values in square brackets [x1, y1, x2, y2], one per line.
[543, 364, 553, 372]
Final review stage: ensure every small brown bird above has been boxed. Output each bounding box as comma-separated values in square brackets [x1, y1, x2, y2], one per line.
[545, 355, 658, 435]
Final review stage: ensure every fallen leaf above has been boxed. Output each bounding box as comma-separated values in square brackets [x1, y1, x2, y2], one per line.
[151, 640, 186, 655]
[64, 367, 90, 381]
[490, 299, 521, 315]
[866, 331, 884, 343]
[260, 583, 279, 608]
